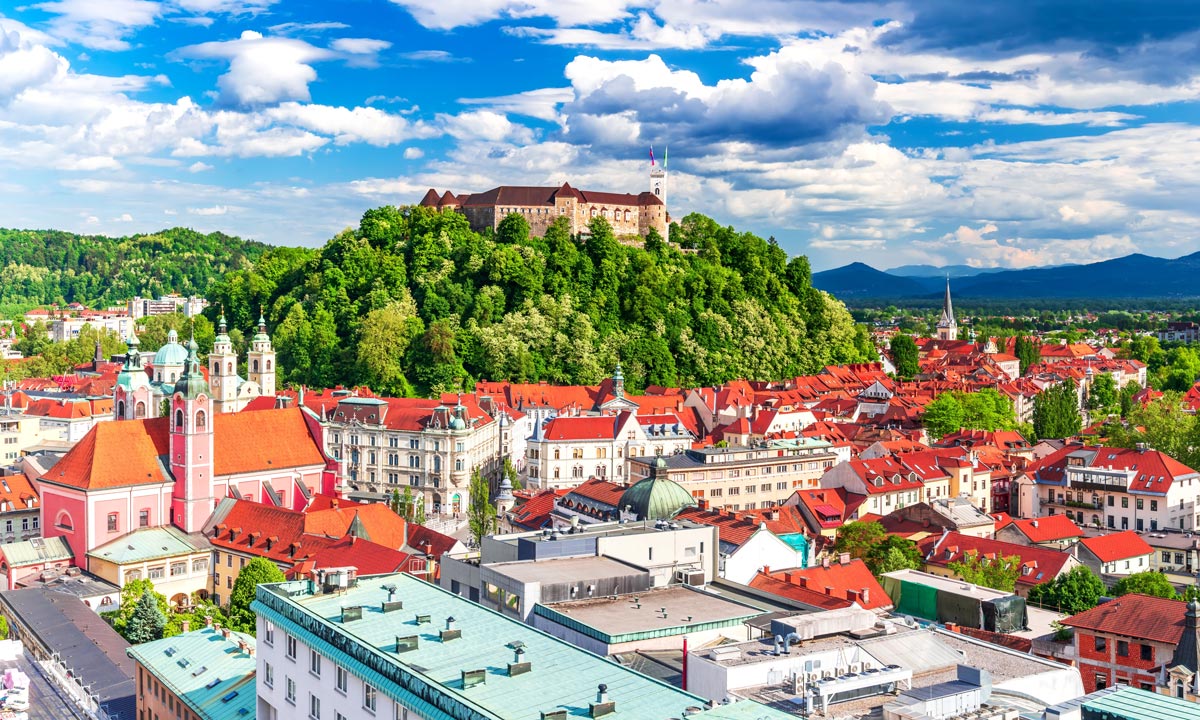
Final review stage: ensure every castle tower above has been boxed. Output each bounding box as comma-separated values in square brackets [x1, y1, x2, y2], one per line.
[936, 277, 958, 341]
[209, 311, 239, 412]
[169, 337, 214, 533]
[650, 147, 668, 243]
[247, 311, 276, 397]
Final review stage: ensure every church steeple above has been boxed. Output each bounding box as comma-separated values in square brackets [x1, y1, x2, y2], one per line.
[247, 308, 276, 397]
[936, 277, 958, 341]
[210, 309, 238, 411]
[612, 362, 625, 399]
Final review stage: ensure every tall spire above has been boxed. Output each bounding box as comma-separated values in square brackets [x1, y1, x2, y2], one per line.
[937, 276, 958, 341]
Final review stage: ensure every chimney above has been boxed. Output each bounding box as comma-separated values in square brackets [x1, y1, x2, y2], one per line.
[822, 557, 831, 569]
[181, 620, 190, 633]
[798, 576, 808, 589]
[697, 499, 709, 511]
[762, 565, 770, 576]
[205, 616, 213, 628]
[838, 552, 850, 565]
[824, 586, 833, 596]
[861, 587, 870, 604]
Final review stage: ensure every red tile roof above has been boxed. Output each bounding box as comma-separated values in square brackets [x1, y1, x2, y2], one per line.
[1078, 531, 1153, 563]
[1005, 515, 1083, 543]
[923, 531, 1072, 587]
[510, 489, 561, 529]
[751, 560, 891, 611]
[1063, 594, 1187, 645]
[45, 407, 327, 491]
[289, 535, 411, 577]
[563, 478, 626, 508]
[541, 415, 620, 440]
[0, 472, 38, 512]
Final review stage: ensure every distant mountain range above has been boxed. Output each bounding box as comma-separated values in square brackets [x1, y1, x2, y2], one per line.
[814, 252, 1200, 300]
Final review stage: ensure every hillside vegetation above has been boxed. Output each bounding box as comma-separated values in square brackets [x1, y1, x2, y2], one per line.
[0, 227, 270, 306]
[206, 208, 873, 396]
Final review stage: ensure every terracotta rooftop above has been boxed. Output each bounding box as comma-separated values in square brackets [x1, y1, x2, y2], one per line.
[1062, 593, 1187, 645]
[1078, 531, 1154, 563]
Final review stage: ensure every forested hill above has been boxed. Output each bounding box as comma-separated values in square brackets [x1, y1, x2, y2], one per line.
[0, 227, 270, 306]
[206, 208, 874, 396]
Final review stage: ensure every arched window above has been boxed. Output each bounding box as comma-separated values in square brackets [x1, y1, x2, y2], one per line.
[117, 401, 125, 417]
[590, 207, 597, 217]
[253, 360, 259, 372]
[553, 468, 560, 479]
[432, 456, 441, 473]
[135, 401, 146, 418]
[55, 511, 73, 531]
[227, 362, 233, 373]
[624, 210, 630, 222]
[553, 448, 560, 460]
[175, 409, 184, 430]
[601, 208, 608, 219]
[196, 410, 207, 429]
[266, 360, 272, 370]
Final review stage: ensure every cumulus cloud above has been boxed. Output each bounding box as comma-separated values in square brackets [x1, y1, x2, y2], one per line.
[32, 0, 159, 50]
[265, 102, 436, 146]
[176, 31, 333, 107]
[559, 52, 889, 157]
[403, 147, 423, 159]
[188, 204, 228, 215]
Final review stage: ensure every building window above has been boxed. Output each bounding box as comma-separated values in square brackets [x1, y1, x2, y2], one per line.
[1117, 640, 1129, 657]
[1136, 498, 1144, 510]
[139, 509, 150, 527]
[264, 662, 273, 687]
[148, 566, 164, 580]
[107, 513, 118, 532]
[1140, 644, 1153, 661]
[170, 562, 186, 576]
[310, 693, 321, 719]
[286, 634, 297, 659]
[310, 649, 321, 676]
[193, 558, 208, 573]
[264, 622, 275, 645]
[364, 684, 377, 712]
[1094, 636, 1106, 652]
[286, 677, 296, 703]
[336, 665, 348, 693]
[1121, 497, 1129, 508]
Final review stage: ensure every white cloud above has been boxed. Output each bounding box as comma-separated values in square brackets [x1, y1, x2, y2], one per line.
[330, 38, 391, 55]
[174, 0, 277, 15]
[188, 161, 213, 172]
[403, 147, 423, 159]
[32, 0, 160, 50]
[387, 0, 631, 31]
[115, 212, 134, 222]
[265, 102, 435, 146]
[176, 31, 332, 107]
[438, 110, 533, 143]
[458, 87, 573, 122]
[0, 26, 67, 102]
[188, 204, 228, 215]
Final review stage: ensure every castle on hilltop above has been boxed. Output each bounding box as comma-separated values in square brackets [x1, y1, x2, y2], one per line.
[418, 161, 670, 240]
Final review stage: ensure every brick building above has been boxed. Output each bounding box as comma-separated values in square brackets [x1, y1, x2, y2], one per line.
[1062, 593, 1189, 694]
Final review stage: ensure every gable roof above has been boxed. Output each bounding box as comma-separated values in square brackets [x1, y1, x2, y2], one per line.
[923, 531, 1072, 587]
[541, 415, 620, 441]
[1005, 514, 1084, 543]
[750, 560, 891, 611]
[1062, 594, 1186, 645]
[509, 489, 561, 530]
[1078, 531, 1154, 563]
[43, 407, 326, 491]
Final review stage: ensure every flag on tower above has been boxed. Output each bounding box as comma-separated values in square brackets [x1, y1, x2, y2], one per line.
[649, 145, 655, 166]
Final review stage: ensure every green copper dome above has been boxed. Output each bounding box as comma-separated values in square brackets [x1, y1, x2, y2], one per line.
[153, 328, 188, 367]
[619, 468, 696, 521]
[252, 313, 270, 343]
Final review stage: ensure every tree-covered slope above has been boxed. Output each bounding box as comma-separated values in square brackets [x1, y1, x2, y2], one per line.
[206, 208, 873, 396]
[0, 227, 271, 306]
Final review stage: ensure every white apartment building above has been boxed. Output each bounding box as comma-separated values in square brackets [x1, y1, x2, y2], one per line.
[626, 438, 839, 511]
[320, 394, 501, 515]
[1034, 445, 1200, 532]
[49, 315, 134, 343]
[524, 411, 693, 490]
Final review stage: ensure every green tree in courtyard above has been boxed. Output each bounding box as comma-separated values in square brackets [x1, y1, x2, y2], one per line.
[832, 521, 886, 561]
[228, 557, 286, 633]
[1111, 571, 1177, 599]
[865, 535, 923, 575]
[126, 591, 167, 644]
[948, 551, 1021, 592]
[1033, 379, 1082, 439]
[1027, 565, 1106, 613]
[1087, 373, 1118, 415]
[890, 335, 919, 378]
[923, 394, 965, 439]
[467, 469, 496, 546]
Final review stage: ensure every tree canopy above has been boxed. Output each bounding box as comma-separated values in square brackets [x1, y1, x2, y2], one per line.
[832, 521, 885, 561]
[1110, 571, 1178, 599]
[890, 335, 920, 379]
[922, 388, 1017, 439]
[1033, 379, 1082, 440]
[228, 558, 286, 632]
[0, 227, 267, 307]
[205, 208, 873, 396]
[126, 590, 167, 644]
[467, 468, 495, 546]
[948, 551, 1021, 592]
[1027, 565, 1106, 613]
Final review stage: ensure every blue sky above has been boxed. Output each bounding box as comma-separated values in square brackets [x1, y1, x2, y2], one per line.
[2, 0, 1200, 270]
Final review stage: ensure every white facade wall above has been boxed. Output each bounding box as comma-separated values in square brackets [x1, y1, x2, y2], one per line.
[596, 525, 719, 587]
[722, 530, 806, 585]
[256, 616, 428, 720]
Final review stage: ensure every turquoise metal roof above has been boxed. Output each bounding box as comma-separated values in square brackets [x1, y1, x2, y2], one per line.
[125, 627, 256, 720]
[0, 536, 73, 567]
[778, 533, 810, 565]
[253, 574, 793, 720]
[88, 526, 204, 565]
[1082, 686, 1200, 720]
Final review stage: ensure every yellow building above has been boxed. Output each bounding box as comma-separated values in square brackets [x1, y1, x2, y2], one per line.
[87, 526, 212, 607]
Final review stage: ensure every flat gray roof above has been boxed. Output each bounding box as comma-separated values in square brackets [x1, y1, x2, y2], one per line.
[544, 586, 762, 637]
[486, 554, 645, 584]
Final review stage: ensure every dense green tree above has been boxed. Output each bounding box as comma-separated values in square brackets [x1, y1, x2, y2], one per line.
[865, 536, 923, 575]
[948, 551, 1021, 592]
[356, 294, 424, 396]
[228, 558, 286, 632]
[138, 313, 214, 357]
[1033, 379, 1082, 439]
[1126, 335, 1161, 364]
[1013, 336, 1041, 374]
[1027, 565, 1106, 613]
[1111, 571, 1177, 599]
[1087, 373, 1118, 415]
[467, 469, 495, 547]
[1106, 392, 1200, 469]
[890, 335, 920, 378]
[832, 521, 886, 561]
[126, 591, 167, 644]
[923, 394, 965, 439]
[1118, 381, 1141, 418]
